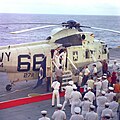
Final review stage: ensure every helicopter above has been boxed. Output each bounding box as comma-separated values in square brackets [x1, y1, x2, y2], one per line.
[0, 20, 119, 91]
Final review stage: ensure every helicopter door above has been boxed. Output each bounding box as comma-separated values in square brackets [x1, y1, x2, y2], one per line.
[51, 48, 67, 71]
[59, 48, 67, 71]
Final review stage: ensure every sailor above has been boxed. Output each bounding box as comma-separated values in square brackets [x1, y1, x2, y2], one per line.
[105, 87, 116, 103]
[70, 107, 84, 120]
[94, 77, 102, 96]
[102, 75, 109, 92]
[51, 79, 60, 107]
[92, 64, 98, 77]
[87, 76, 95, 90]
[112, 60, 119, 73]
[52, 104, 66, 120]
[85, 105, 98, 120]
[55, 66, 63, 92]
[81, 65, 90, 86]
[53, 47, 61, 68]
[38, 110, 50, 120]
[62, 81, 73, 110]
[59, 49, 67, 71]
[80, 96, 92, 118]
[109, 96, 119, 120]
[96, 91, 108, 120]
[77, 72, 83, 91]
[84, 87, 95, 104]
[104, 114, 111, 120]
[101, 103, 113, 120]
[70, 85, 82, 114]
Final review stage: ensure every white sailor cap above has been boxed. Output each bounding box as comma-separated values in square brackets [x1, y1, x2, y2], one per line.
[97, 77, 101, 80]
[87, 87, 91, 90]
[84, 96, 88, 99]
[109, 87, 114, 90]
[105, 114, 111, 118]
[74, 107, 81, 113]
[57, 104, 62, 108]
[68, 81, 74, 85]
[105, 102, 110, 106]
[41, 110, 47, 114]
[103, 73, 107, 76]
[114, 60, 117, 62]
[73, 84, 77, 89]
[102, 75, 107, 78]
[90, 105, 95, 109]
[101, 91, 106, 95]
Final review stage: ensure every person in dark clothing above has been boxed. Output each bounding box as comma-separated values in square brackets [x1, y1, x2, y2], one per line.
[46, 66, 52, 92]
[111, 72, 117, 86]
[102, 60, 108, 74]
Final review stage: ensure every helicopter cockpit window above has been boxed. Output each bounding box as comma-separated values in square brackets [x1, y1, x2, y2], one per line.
[102, 45, 107, 54]
[55, 34, 82, 46]
[85, 49, 90, 59]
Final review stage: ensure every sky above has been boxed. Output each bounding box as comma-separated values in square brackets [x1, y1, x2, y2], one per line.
[0, 0, 120, 15]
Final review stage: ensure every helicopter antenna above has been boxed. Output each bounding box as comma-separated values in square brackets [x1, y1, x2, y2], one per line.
[10, 25, 58, 34]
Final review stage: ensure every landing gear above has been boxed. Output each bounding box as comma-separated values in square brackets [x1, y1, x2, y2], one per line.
[6, 84, 12, 91]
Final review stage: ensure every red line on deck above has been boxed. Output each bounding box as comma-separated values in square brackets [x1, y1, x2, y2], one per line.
[0, 88, 84, 110]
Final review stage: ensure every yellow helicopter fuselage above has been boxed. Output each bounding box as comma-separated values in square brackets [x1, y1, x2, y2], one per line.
[0, 28, 108, 89]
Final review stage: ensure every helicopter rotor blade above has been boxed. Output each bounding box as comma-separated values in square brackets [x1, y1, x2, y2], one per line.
[10, 25, 58, 34]
[80, 25, 120, 34]
[0, 22, 60, 25]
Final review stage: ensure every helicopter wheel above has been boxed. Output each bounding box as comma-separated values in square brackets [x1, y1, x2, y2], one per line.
[6, 84, 12, 91]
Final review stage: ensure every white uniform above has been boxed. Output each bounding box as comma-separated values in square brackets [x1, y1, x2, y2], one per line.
[84, 91, 95, 103]
[102, 79, 108, 92]
[78, 75, 83, 87]
[109, 101, 119, 120]
[38, 117, 50, 120]
[70, 114, 84, 120]
[94, 81, 102, 96]
[51, 81, 60, 106]
[70, 91, 82, 114]
[87, 79, 94, 89]
[96, 95, 108, 120]
[53, 49, 61, 67]
[101, 108, 113, 119]
[105, 92, 116, 103]
[93, 67, 97, 74]
[85, 111, 98, 120]
[52, 110, 66, 120]
[62, 85, 73, 110]
[112, 63, 119, 73]
[59, 51, 66, 70]
[80, 100, 92, 117]
[84, 68, 90, 76]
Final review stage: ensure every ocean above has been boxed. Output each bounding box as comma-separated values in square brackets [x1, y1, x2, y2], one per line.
[0, 13, 120, 48]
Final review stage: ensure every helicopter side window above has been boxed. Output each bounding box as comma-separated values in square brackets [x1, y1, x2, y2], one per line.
[85, 49, 90, 59]
[55, 34, 82, 46]
[46, 36, 51, 40]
